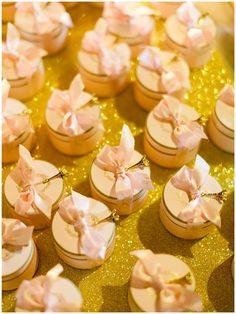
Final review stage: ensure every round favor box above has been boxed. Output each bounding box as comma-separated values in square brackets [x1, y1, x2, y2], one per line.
[52, 207, 116, 269]
[90, 150, 150, 215]
[3, 99, 36, 164]
[159, 175, 223, 240]
[134, 56, 190, 112]
[2, 2, 16, 23]
[4, 160, 65, 230]
[152, 2, 183, 19]
[144, 104, 200, 168]
[165, 15, 216, 68]
[45, 106, 104, 156]
[208, 99, 234, 154]
[78, 50, 130, 98]
[128, 254, 196, 312]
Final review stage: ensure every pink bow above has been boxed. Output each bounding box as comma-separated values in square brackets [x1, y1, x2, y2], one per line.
[153, 95, 207, 149]
[15, 2, 73, 34]
[130, 250, 202, 312]
[139, 47, 190, 94]
[218, 84, 234, 107]
[95, 124, 153, 200]
[2, 219, 33, 247]
[2, 79, 32, 144]
[12, 145, 52, 220]
[176, 3, 215, 49]
[48, 74, 102, 136]
[2, 23, 47, 78]
[171, 155, 221, 227]
[58, 190, 108, 260]
[16, 264, 82, 312]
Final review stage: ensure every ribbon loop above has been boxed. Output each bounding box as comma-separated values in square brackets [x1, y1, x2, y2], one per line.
[2, 219, 33, 247]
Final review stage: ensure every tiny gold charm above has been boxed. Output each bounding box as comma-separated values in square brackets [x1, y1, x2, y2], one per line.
[127, 155, 149, 171]
[166, 272, 192, 285]
[201, 190, 227, 203]
[198, 12, 209, 25]
[111, 209, 120, 223]
[23, 169, 68, 189]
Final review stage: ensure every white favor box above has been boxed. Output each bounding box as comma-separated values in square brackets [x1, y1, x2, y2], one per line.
[144, 103, 201, 168]
[52, 202, 116, 269]
[159, 175, 222, 240]
[3, 99, 36, 164]
[4, 160, 65, 230]
[165, 15, 216, 68]
[208, 99, 234, 154]
[78, 50, 130, 98]
[152, 2, 183, 19]
[128, 253, 196, 312]
[90, 150, 150, 215]
[2, 2, 16, 23]
[134, 55, 190, 112]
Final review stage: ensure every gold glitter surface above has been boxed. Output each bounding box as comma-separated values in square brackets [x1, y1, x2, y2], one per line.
[2, 3, 234, 312]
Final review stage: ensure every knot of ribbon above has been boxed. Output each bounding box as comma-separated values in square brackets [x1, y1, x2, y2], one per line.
[12, 145, 53, 220]
[15, 2, 73, 34]
[95, 124, 153, 200]
[48, 74, 101, 136]
[16, 264, 82, 312]
[218, 84, 234, 107]
[130, 250, 202, 312]
[171, 155, 223, 227]
[176, 3, 215, 49]
[58, 190, 109, 260]
[2, 23, 47, 78]
[139, 47, 190, 94]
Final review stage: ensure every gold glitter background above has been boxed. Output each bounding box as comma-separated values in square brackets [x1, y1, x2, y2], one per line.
[2, 3, 234, 312]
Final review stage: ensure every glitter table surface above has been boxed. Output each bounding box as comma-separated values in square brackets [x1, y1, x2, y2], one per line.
[2, 3, 234, 312]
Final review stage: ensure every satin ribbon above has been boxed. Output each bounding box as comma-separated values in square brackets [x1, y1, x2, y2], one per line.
[139, 47, 190, 94]
[153, 95, 207, 149]
[2, 219, 33, 247]
[13, 145, 52, 220]
[176, 2, 214, 49]
[130, 250, 202, 312]
[2, 23, 47, 78]
[95, 124, 153, 200]
[171, 155, 221, 227]
[15, 2, 73, 34]
[48, 74, 102, 136]
[58, 190, 108, 260]
[16, 264, 82, 312]
[2, 79, 32, 144]
[218, 84, 234, 107]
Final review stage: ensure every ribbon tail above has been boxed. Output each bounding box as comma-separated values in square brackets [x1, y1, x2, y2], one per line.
[33, 187, 52, 220]
[201, 198, 221, 228]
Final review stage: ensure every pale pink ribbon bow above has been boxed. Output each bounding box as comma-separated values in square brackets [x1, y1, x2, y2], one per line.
[48, 74, 101, 136]
[16, 2, 73, 34]
[139, 47, 190, 94]
[16, 264, 82, 312]
[2, 23, 47, 78]
[2, 219, 33, 247]
[130, 250, 202, 312]
[171, 155, 221, 227]
[13, 145, 52, 220]
[95, 124, 153, 200]
[218, 84, 234, 107]
[58, 190, 107, 260]
[153, 95, 207, 149]
[2, 79, 32, 144]
[176, 3, 215, 48]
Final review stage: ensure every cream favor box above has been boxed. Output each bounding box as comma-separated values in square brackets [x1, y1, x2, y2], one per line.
[160, 155, 226, 240]
[46, 74, 104, 156]
[165, 2, 216, 68]
[208, 84, 234, 154]
[151, 2, 183, 19]
[2, 219, 38, 291]
[78, 18, 131, 97]
[129, 250, 202, 312]
[2, 23, 46, 101]
[52, 191, 116, 269]
[14, 2, 73, 55]
[144, 95, 207, 168]
[2, 2, 16, 22]
[102, 3, 155, 58]
[90, 124, 153, 215]
[4, 145, 65, 230]
[134, 46, 190, 111]
[2, 79, 36, 164]
[15, 264, 83, 312]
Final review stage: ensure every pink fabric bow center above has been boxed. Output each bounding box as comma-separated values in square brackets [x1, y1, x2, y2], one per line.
[2, 219, 33, 247]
